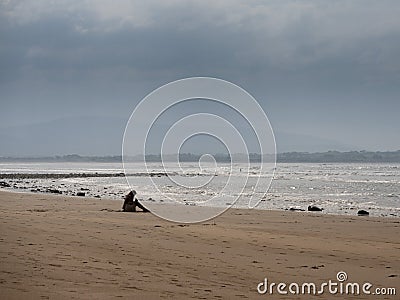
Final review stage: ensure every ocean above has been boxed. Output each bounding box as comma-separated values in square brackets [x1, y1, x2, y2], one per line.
[0, 162, 399, 218]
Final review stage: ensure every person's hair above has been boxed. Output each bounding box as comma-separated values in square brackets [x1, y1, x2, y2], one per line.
[125, 190, 136, 201]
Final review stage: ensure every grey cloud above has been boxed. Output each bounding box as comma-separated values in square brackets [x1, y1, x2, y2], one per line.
[0, 0, 399, 152]
[2, 1, 400, 77]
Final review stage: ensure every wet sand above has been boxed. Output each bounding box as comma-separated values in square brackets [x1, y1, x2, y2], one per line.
[0, 190, 399, 299]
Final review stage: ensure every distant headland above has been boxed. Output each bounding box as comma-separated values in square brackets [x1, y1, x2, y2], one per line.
[1, 150, 400, 163]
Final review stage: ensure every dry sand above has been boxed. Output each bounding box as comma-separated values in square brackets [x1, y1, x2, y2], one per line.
[0, 190, 399, 299]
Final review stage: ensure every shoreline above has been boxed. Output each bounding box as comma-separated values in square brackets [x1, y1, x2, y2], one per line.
[0, 190, 399, 299]
[1, 162, 399, 219]
[1, 187, 399, 219]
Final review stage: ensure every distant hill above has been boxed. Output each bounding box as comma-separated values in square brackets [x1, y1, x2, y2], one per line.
[1, 151, 400, 163]
[0, 116, 126, 156]
[0, 116, 357, 156]
[276, 150, 400, 163]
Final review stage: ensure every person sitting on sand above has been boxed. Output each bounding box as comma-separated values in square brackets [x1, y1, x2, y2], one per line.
[122, 190, 150, 212]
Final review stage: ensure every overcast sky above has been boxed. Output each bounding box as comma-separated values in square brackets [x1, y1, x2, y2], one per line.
[1, 0, 400, 154]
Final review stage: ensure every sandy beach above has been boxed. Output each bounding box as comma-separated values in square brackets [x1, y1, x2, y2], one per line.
[0, 190, 398, 299]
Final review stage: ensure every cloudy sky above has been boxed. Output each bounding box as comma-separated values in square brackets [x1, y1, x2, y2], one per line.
[1, 0, 399, 155]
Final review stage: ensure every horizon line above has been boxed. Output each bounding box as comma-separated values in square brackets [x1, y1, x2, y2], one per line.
[1, 149, 400, 158]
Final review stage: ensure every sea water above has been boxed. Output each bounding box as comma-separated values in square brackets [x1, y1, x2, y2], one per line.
[0, 162, 399, 217]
